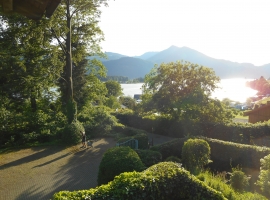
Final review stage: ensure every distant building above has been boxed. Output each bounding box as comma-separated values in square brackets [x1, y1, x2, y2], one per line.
[244, 101, 270, 123]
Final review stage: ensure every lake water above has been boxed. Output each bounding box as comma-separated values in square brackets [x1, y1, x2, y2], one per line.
[121, 78, 258, 103]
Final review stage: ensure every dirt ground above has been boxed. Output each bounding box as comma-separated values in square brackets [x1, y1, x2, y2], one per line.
[0, 134, 175, 200]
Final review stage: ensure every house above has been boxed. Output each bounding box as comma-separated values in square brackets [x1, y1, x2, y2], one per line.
[244, 101, 270, 123]
[133, 94, 142, 100]
[0, 0, 61, 20]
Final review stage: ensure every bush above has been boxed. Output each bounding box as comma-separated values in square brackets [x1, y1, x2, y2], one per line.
[230, 167, 250, 192]
[150, 138, 187, 160]
[61, 120, 84, 145]
[78, 106, 118, 138]
[165, 156, 181, 163]
[256, 154, 270, 197]
[182, 138, 211, 174]
[53, 162, 225, 200]
[97, 146, 145, 185]
[135, 149, 162, 167]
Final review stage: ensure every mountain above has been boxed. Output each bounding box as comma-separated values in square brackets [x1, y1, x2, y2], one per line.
[134, 51, 158, 60]
[146, 46, 270, 78]
[89, 52, 126, 62]
[103, 57, 155, 79]
[101, 46, 270, 79]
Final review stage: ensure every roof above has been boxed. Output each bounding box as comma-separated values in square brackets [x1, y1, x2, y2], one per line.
[0, 0, 61, 20]
[243, 103, 270, 116]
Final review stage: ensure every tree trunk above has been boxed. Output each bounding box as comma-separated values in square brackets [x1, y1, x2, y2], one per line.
[65, 1, 76, 123]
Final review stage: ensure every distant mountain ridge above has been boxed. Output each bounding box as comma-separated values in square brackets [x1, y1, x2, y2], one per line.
[97, 46, 270, 79]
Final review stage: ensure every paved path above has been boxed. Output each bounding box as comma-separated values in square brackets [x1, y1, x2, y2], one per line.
[0, 134, 176, 200]
[0, 138, 116, 200]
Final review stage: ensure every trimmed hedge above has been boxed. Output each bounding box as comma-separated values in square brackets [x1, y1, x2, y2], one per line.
[53, 162, 225, 200]
[114, 112, 270, 146]
[135, 149, 162, 167]
[150, 137, 270, 172]
[97, 146, 145, 185]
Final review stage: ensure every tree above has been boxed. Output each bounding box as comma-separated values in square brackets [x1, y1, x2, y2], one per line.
[50, 0, 108, 123]
[105, 80, 123, 97]
[0, 14, 61, 112]
[141, 61, 234, 123]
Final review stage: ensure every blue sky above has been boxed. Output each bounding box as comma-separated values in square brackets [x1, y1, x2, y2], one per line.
[99, 0, 270, 66]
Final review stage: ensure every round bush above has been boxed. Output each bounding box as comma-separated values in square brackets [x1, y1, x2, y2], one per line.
[182, 138, 210, 174]
[230, 168, 249, 192]
[98, 146, 145, 185]
[135, 149, 162, 167]
[62, 120, 85, 145]
[256, 154, 270, 197]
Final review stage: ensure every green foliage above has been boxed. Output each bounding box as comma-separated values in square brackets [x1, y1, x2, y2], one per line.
[182, 138, 211, 174]
[53, 162, 225, 200]
[256, 154, 270, 197]
[66, 99, 77, 124]
[230, 167, 250, 192]
[119, 96, 136, 110]
[150, 138, 186, 160]
[115, 111, 270, 146]
[78, 106, 118, 138]
[61, 120, 84, 145]
[104, 96, 121, 109]
[197, 171, 237, 200]
[141, 61, 234, 123]
[105, 80, 123, 97]
[165, 156, 182, 163]
[97, 146, 145, 185]
[135, 149, 162, 167]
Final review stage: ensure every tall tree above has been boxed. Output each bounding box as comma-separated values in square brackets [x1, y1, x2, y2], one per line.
[50, 0, 107, 123]
[0, 13, 61, 111]
[141, 61, 234, 123]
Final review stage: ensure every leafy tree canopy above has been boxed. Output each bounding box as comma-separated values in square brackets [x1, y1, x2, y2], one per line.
[141, 61, 234, 123]
[105, 80, 123, 97]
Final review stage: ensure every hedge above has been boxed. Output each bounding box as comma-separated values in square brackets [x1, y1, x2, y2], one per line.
[135, 149, 162, 167]
[53, 162, 225, 200]
[150, 137, 270, 172]
[97, 146, 145, 185]
[114, 112, 270, 146]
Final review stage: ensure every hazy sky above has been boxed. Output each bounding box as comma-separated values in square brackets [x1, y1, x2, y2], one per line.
[99, 0, 270, 66]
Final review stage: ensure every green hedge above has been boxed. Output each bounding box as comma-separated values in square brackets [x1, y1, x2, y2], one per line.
[114, 112, 270, 146]
[97, 146, 145, 185]
[135, 149, 162, 167]
[150, 137, 270, 172]
[61, 120, 84, 145]
[53, 162, 225, 200]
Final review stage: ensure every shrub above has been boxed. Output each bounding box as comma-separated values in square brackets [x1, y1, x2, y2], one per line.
[182, 138, 211, 174]
[256, 154, 270, 197]
[150, 138, 187, 160]
[97, 146, 145, 185]
[53, 162, 225, 200]
[78, 106, 118, 138]
[135, 149, 162, 167]
[61, 120, 84, 145]
[230, 167, 250, 192]
[165, 156, 181, 163]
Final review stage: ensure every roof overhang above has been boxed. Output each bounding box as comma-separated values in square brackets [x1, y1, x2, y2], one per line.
[0, 0, 61, 20]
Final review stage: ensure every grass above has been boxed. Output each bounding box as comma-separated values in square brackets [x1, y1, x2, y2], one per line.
[234, 112, 248, 120]
[196, 171, 267, 200]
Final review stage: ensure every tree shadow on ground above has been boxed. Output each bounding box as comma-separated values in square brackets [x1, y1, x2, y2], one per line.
[14, 138, 116, 200]
[0, 146, 66, 170]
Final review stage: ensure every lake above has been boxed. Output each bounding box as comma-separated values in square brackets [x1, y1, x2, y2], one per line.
[121, 78, 258, 103]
